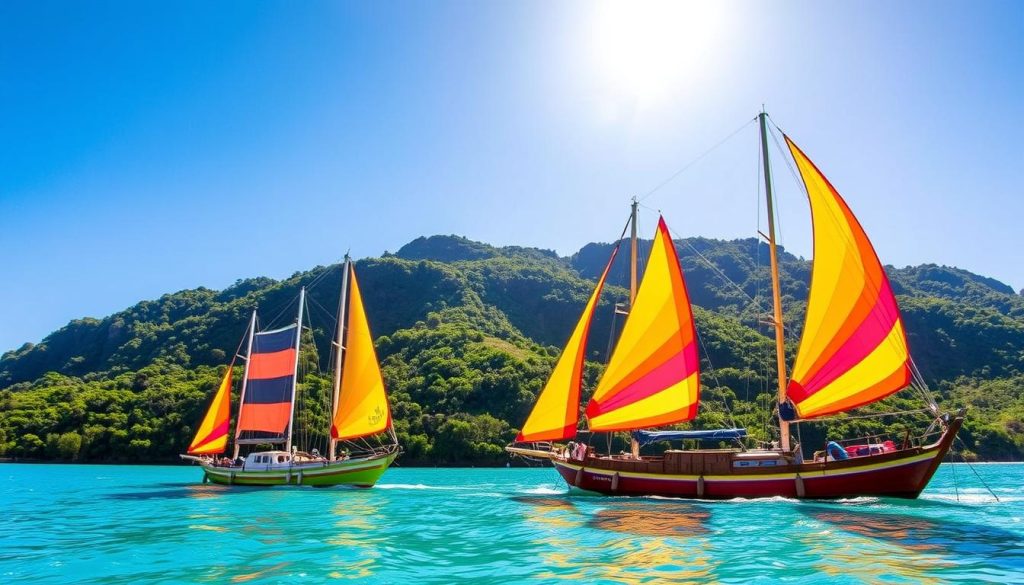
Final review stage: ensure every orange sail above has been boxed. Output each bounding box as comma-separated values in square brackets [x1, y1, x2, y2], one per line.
[586, 217, 700, 431]
[331, 264, 391, 441]
[516, 245, 619, 442]
[187, 365, 233, 455]
[784, 136, 911, 419]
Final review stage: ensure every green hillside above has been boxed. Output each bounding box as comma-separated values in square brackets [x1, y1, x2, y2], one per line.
[2, 235, 1022, 463]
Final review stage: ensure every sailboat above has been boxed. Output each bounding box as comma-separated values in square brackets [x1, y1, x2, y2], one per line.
[181, 258, 400, 487]
[507, 113, 963, 499]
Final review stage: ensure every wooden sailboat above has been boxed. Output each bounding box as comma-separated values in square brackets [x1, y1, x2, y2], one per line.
[181, 258, 400, 487]
[508, 113, 962, 499]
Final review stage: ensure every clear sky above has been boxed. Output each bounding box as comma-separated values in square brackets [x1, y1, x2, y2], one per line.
[1, 0, 1022, 353]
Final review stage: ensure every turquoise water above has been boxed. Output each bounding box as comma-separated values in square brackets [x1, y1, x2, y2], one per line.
[2, 463, 1022, 584]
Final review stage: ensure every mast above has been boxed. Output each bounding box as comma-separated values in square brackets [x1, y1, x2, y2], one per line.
[629, 197, 640, 458]
[630, 197, 639, 305]
[232, 310, 258, 460]
[759, 111, 791, 452]
[329, 258, 351, 461]
[284, 287, 306, 454]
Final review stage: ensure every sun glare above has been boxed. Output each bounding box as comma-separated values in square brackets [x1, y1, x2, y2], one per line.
[589, 0, 725, 105]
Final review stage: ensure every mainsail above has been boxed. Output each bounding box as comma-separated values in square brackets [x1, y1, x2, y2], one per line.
[586, 217, 700, 432]
[784, 136, 911, 419]
[187, 365, 233, 455]
[516, 245, 619, 442]
[331, 264, 392, 441]
[237, 324, 300, 435]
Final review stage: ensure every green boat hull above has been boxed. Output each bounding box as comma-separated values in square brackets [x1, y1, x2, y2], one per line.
[200, 451, 397, 487]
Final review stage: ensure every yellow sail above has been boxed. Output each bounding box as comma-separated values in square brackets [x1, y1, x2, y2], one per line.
[784, 136, 911, 419]
[187, 365, 233, 455]
[331, 264, 391, 440]
[516, 245, 619, 442]
[586, 217, 700, 432]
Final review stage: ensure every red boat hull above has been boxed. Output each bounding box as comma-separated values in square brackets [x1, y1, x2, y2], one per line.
[552, 418, 960, 500]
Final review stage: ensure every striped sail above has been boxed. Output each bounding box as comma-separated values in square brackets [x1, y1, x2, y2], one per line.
[187, 365, 233, 454]
[784, 136, 911, 419]
[516, 245, 619, 442]
[586, 217, 700, 432]
[237, 324, 299, 435]
[331, 265, 392, 441]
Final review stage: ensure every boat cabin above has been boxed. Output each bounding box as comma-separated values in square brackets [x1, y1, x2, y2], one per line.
[243, 450, 293, 471]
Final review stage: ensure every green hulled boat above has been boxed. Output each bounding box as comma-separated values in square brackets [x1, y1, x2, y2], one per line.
[181, 258, 400, 487]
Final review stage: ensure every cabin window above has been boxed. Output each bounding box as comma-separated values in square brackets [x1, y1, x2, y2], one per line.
[277, 456, 285, 463]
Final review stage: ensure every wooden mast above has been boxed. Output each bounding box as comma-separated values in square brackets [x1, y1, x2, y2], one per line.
[329, 257, 351, 461]
[630, 197, 639, 305]
[284, 287, 306, 455]
[629, 197, 641, 458]
[759, 111, 791, 452]
[232, 310, 258, 460]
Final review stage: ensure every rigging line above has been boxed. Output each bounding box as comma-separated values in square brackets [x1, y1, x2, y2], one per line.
[654, 211, 771, 318]
[767, 123, 914, 369]
[263, 294, 299, 331]
[949, 444, 961, 503]
[802, 408, 932, 423]
[693, 327, 738, 429]
[953, 437, 1001, 502]
[637, 117, 757, 204]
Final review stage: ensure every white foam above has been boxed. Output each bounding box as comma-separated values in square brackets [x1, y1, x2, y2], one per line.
[520, 486, 564, 495]
[374, 483, 472, 491]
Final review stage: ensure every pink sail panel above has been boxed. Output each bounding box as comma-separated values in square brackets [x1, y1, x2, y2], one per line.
[586, 217, 700, 432]
[516, 245, 619, 442]
[784, 136, 911, 419]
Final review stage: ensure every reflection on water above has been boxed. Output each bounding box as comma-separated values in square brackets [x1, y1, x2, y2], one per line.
[230, 560, 292, 583]
[327, 497, 385, 579]
[105, 483, 239, 501]
[800, 504, 1024, 580]
[517, 496, 713, 583]
[3, 465, 1024, 584]
[535, 533, 714, 584]
[588, 501, 710, 538]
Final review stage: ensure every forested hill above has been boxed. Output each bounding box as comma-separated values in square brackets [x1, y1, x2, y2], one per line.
[2, 235, 1023, 463]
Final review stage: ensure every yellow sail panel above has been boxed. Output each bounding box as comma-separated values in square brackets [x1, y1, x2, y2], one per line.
[586, 217, 700, 432]
[516, 245, 619, 442]
[187, 366, 233, 455]
[785, 136, 911, 419]
[332, 265, 391, 440]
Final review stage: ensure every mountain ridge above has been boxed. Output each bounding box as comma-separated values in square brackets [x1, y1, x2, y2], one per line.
[2, 233, 1022, 463]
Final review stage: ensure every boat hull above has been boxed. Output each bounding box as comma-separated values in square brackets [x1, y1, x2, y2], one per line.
[551, 417, 961, 500]
[199, 451, 398, 487]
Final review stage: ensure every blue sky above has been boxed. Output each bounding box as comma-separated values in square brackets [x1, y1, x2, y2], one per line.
[1, 0, 1022, 353]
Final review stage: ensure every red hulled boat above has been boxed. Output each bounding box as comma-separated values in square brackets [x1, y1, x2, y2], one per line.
[507, 112, 962, 499]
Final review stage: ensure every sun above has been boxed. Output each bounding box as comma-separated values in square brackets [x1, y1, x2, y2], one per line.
[588, 0, 725, 105]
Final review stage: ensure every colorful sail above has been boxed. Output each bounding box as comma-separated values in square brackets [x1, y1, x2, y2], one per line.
[586, 217, 700, 431]
[784, 136, 911, 419]
[237, 324, 299, 435]
[332, 265, 391, 440]
[187, 365, 233, 454]
[516, 246, 619, 442]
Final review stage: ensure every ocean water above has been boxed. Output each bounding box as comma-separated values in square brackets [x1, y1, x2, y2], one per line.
[1, 463, 1022, 584]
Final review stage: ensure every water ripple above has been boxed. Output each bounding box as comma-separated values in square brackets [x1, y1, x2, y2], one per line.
[1, 463, 1022, 583]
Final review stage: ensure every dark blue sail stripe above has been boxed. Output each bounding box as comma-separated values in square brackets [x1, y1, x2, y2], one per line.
[253, 325, 298, 354]
[243, 376, 294, 404]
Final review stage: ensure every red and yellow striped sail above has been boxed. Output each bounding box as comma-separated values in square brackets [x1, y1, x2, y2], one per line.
[785, 136, 911, 419]
[332, 264, 392, 441]
[187, 365, 233, 455]
[586, 217, 700, 432]
[516, 246, 619, 442]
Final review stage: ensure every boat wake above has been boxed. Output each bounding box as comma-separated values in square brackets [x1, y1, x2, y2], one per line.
[375, 483, 477, 491]
[520, 486, 564, 495]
